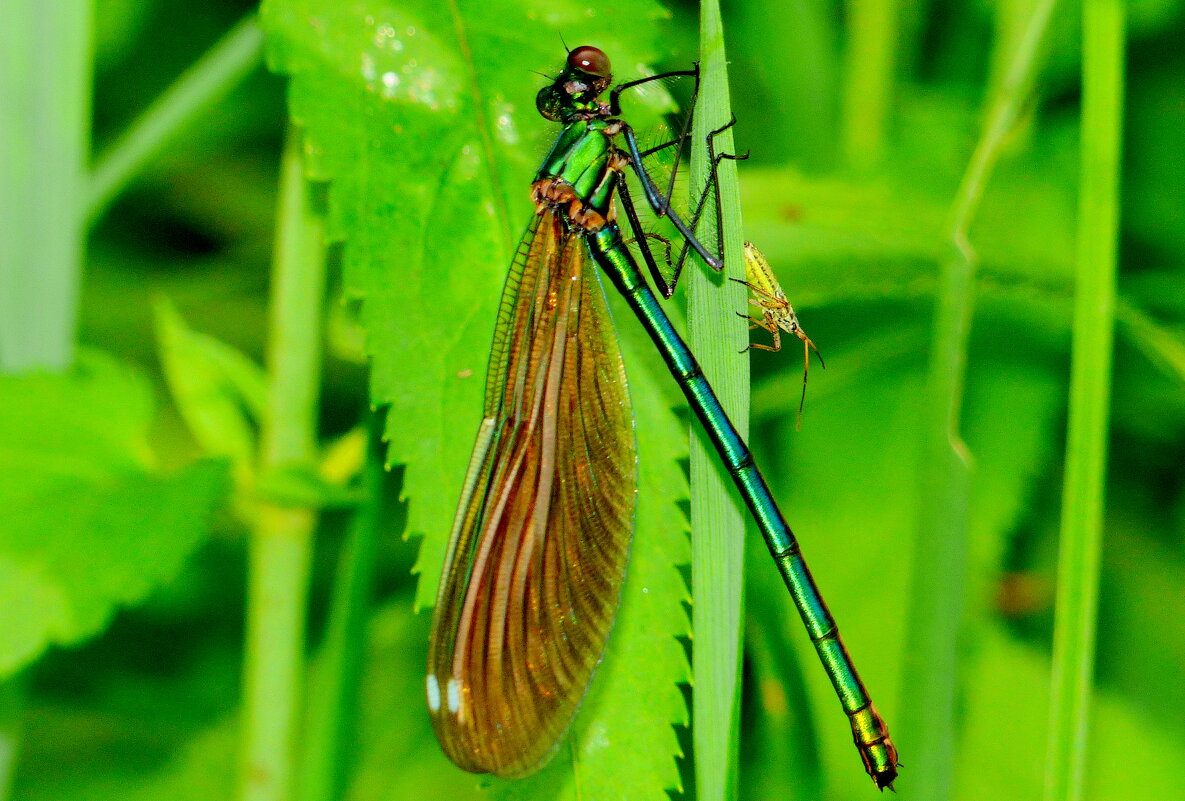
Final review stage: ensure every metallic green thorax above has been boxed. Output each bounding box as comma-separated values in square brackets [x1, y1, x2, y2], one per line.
[526, 108, 898, 788]
[535, 119, 621, 217]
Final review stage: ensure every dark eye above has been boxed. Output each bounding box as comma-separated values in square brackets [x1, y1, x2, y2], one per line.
[568, 45, 611, 78]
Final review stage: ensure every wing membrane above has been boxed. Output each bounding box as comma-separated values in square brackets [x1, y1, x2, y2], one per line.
[427, 208, 637, 777]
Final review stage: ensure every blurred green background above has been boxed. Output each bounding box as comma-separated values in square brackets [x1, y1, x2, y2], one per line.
[1, 0, 1183, 800]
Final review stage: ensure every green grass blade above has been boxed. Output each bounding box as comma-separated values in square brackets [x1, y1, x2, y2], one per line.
[0, 676, 24, 801]
[690, 3, 748, 800]
[0, 0, 92, 371]
[88, 14, 263, 224]
[1043, 2, 1125, 800]
[899, 2, 1057, 798]
[299, 417, 384, 801]
[839, 0, 901, 171]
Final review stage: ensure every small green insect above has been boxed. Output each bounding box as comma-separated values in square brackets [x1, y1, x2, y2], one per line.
[733, 241, 825, 426]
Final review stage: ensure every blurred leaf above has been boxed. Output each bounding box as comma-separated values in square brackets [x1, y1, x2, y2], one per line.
[342, 603, 488, 801]
[1118, 299, 1185, 387]
[1126, 60, 1185, 263]
[255, 462, 364, 509]
[958, 624, 1185, 801]
[154, 295, 266, 475]
[741, 110, 1078, 313]
[94, 0, 154, 70]
[744, 346, 1060, 798]
[963, 358, 1063, 617]
[1095, 519, 1185, 743]
[0, 350, 230, 676]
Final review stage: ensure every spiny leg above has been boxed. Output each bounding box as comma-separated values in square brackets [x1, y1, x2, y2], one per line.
[626, 114, 751, 294]
[616, 172, 680, 298]
[610, 65, 699, 214]
[733, 277, 789, 309]
[666, 115, 751, 291]
[734, 311, 782, 353]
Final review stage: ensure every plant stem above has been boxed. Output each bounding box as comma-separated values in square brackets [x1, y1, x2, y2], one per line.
[298, 419, 383, 801]
[1043, 2, 1124, 799]
[899, 2, 1057, 798]
[0, 676, 24, 801]
[88, 15, 263, 224]
[239, 129, 327, 801]
[0, 3, 91, 786]
[0, 0, 92, 371]
[1116, 299, 1185, 386]
[689, 3, 747, 800]
[840, 0, 899, 171]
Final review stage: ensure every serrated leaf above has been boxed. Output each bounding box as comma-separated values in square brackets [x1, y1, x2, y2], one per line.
[262, 2, 693, 795]
[154, 295, 266, 473]
[486, 295, 691, 801]
[259, 0, 674, 605]
[0, 350, 231, 676]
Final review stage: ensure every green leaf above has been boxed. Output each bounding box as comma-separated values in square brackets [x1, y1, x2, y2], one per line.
[0, 350, 231, 676]
[259, 0, 673, 605]
[154, 295, 266, 473]
[488, 308, 691, 801]
[262, 2, 693, 795]
[341, 605, 490, 801]
[958, 624, 1185, 801]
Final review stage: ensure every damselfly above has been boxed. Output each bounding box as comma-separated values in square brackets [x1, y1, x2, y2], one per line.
[426, 45, 899, 790]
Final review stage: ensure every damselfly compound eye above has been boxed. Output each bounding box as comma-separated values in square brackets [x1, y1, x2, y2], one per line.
[567, 45, 610, 78]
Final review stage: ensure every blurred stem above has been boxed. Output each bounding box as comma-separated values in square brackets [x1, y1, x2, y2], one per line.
[0, 0, 91, 371]
[298, 417, 383, 801]
[689, 3, 748, 800]
[88, 14, 263, 224]
[899, 1, 1057, 798]
[239, 129, 327, 801]
[1116, 299, 1185, 386]
[0, 676, 25, 801]
[1044, 2, 1124, 800]
[840, 0, 899, 171]
[0, 4, 90, 790]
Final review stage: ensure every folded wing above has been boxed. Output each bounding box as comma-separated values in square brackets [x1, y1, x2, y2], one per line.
[427, 208, 637, 777]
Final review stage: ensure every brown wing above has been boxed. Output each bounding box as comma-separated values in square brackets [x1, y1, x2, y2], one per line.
[426, 208, 637, 777]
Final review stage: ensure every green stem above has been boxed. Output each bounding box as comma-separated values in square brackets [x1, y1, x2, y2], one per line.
[298, 417, 383, 801]
[1043, 2, 1124, 799]
[0, 4, 91, 788]
[899, 2, 1057, 798]
[238, 129, 327, 801]
[689, 3, 747, 800]
[840, 0, 900, 171]
[0, 0, 92, 371]
[87, 15, 263, 225]
[1116, 299, 1185, 386]
[0, 676, 25, 801]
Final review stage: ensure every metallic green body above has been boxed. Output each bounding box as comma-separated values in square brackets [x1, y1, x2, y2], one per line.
[538, 121, 898, 787]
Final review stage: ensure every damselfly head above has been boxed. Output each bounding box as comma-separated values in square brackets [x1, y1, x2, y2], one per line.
[536, 45, 612, 122]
